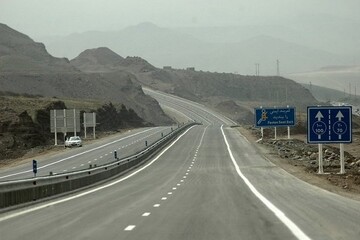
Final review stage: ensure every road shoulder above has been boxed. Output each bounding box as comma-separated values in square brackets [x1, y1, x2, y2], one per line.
[237, 126, 360, 202]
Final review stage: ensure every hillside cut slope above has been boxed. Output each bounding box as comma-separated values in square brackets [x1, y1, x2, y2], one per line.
[69, 47, 318, 123]
[0, 24, 172, 125]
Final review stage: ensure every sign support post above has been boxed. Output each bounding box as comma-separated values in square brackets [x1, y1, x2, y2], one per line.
[318, 144, 324, 174]
[54, 110, 58, 146]
[287, 126, 290, 139]
[274, 127, 277, 140]
[93, 112, 96, 139]
[73, 109, 77, 137]
[84, 112, 87, 139]
[340, 143, 345, 174]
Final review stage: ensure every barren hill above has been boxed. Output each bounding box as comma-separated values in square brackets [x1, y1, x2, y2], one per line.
[0, 23, 76, 73]
[70, 47, 156, 73]
[134, 69, 319, 112]
[0, 24, 172, 125]
[69, 47, 318, 123]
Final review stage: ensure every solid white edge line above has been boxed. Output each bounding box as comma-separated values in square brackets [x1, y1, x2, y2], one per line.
[0, 126, 196, 222]
[220, 125, 312, 240]
[0, 128, 159, 179]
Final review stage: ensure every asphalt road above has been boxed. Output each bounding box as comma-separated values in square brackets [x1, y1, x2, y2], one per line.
[1, 90, 360, 239]
[0, 126, 174, 181]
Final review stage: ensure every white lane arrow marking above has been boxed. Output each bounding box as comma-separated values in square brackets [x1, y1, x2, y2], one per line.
[336, 111, 344, 121]
[315, 111, 324, 121]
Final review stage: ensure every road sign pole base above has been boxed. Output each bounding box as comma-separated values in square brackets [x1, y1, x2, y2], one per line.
[339, 143, 345, 174]
[318, 144, 324, 174]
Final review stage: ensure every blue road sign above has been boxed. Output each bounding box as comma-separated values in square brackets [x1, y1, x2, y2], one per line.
[255, 107, 296, 127]
[307, 106, 352, 143]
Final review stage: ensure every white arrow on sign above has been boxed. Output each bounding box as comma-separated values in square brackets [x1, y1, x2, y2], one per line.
[336, 111, 344, 121]
[315, 111, 324, 121]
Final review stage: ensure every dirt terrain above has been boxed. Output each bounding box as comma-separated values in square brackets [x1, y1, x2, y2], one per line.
[238, 126, 360, 201]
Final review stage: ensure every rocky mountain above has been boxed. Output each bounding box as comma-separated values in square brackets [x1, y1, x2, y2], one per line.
[0, 24, 172, 125]
[69, 47, 318, 124]
[135, 68, 318, 112]
[0, 23, 77, 73]
[70, 47, 156, 73]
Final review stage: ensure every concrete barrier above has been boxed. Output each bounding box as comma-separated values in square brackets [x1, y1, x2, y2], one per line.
[0, 123, 199, 209]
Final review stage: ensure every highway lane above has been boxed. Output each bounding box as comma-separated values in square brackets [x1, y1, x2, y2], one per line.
[0, 125, 298, 240]
[0, 126, 175, 181]
[143, 87, 236, 126]
[1, 90, 360, 239]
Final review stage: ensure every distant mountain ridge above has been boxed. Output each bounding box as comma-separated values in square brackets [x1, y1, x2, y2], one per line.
[38, 22, 355, 75]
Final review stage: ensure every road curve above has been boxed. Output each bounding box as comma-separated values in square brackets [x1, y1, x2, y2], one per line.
[1, 90, 360, 240]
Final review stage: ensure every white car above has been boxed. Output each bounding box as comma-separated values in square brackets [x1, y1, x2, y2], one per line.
[65, 136, 82, 147]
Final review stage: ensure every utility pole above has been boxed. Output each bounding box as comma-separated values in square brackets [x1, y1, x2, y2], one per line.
[255, 63, 260, 76]
[349, 83, 351, 98]
[276, 59, 280, 76]
[355, 83, 356, 98]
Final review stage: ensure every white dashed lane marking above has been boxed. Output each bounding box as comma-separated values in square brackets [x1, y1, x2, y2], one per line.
[153, 204, 160, 207]
[142, 212, 151, 217]
[124, 225, 136, 231]
[161, 197, 167, 200]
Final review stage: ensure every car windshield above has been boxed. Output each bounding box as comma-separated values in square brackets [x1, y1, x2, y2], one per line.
[69, 137, 80, 141]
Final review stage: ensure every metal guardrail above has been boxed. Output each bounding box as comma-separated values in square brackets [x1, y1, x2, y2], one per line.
[0, 122, 199, 209]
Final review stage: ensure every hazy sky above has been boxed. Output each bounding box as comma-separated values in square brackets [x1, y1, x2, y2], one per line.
[1, 0, 360, 37]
